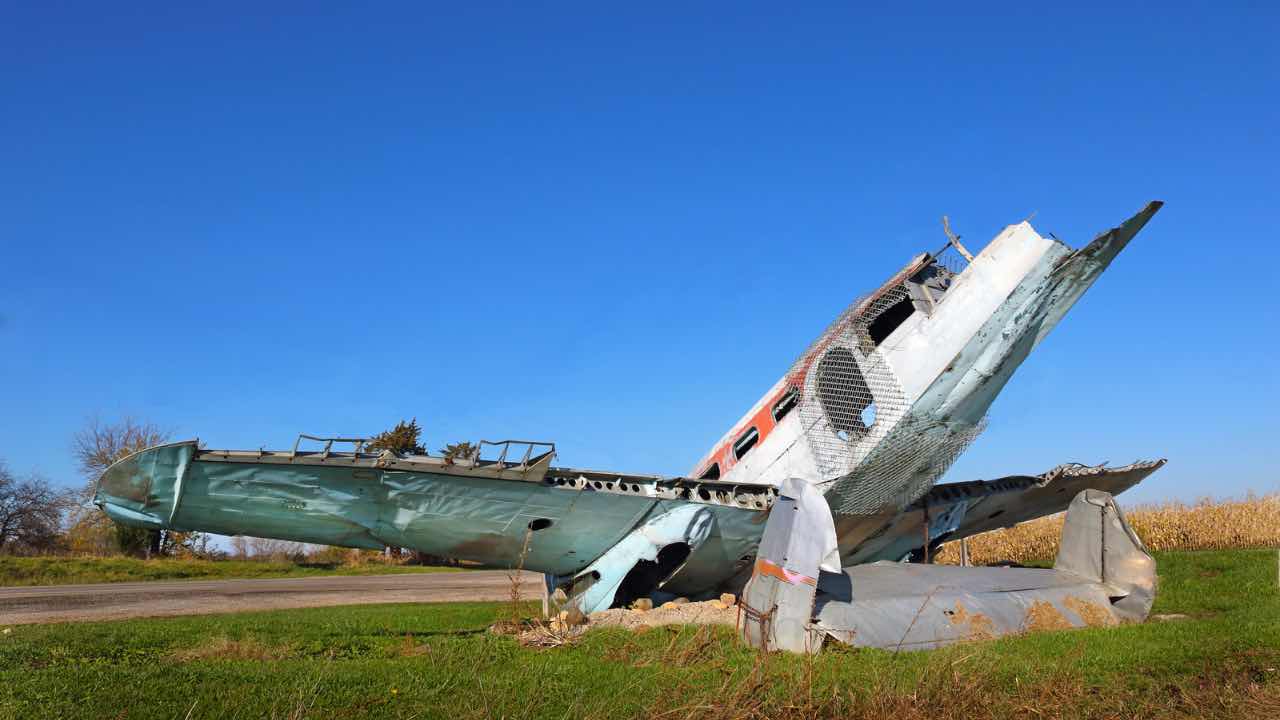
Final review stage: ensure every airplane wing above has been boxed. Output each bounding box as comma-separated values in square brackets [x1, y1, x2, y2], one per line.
[943, 459, 1165, 539]
[833, 459, 1166, 564]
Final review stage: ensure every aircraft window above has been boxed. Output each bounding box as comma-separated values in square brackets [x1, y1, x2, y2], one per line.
[867, 295, 916, 345]
[733, 427, 760, 459]
[816, 346, 872, 442]
[771, 389, 798, 422]
[699, 463, 721, 480]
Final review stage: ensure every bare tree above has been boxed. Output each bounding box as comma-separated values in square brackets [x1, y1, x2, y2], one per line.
[0, 460, 73, 555]
[245, 536, 308, 562]
[72, 416, 171, 491]
[71, 417, 171, 557]
[226, 535, 309, 562]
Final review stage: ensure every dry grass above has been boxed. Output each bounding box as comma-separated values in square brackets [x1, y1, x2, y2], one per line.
[170, 636, 292, 662]
[640, 637, 1280, 720]
[937, 494, 1280, 566]
[633, 634, 1280, 720]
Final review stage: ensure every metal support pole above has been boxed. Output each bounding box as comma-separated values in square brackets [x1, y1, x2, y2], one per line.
[921, 504, 930, 564]
[541, 575, 551, 619]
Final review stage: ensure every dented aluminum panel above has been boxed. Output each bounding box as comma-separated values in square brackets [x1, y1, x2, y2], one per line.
[814, 489, 1158, 650]
[97, 441, 773, 588]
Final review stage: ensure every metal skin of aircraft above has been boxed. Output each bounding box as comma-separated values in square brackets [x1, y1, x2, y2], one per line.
[95, 202, 1166, 652]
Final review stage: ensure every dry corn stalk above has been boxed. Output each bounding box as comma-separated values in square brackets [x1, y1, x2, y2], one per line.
[936, 493, 1280, 566]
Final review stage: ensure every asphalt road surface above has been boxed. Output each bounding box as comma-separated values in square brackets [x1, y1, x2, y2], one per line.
[0, 570, 544, 625]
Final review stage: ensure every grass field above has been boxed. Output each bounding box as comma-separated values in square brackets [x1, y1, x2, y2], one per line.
[1, 550, 1276, 719]
[0, 556, 460, 587]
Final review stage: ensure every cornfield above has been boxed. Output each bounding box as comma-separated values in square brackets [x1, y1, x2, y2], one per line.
[935, 493, 1280, 566]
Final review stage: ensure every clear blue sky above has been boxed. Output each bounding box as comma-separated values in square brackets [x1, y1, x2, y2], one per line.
[3, 3, 1277, 505]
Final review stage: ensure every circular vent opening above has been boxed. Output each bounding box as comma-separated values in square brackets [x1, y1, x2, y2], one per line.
[816, 346, 873, 441]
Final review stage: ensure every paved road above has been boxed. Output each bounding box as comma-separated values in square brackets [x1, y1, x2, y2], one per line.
[0, 571, 544, 625]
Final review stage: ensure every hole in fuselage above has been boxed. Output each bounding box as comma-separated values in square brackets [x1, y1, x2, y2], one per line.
[611, 542, 693, 608]
[816, 346, 873, 442]
[868, 294, 916, 345]
[527, 518, 553, 531]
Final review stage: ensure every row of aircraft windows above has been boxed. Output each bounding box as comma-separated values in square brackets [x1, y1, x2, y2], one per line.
[699, 388, 799, 480]
[695, 284, 919, 484]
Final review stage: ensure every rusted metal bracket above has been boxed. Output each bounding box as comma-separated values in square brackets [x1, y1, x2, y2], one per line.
[941, 215, 976, 263]
[290, 434, 371, 461]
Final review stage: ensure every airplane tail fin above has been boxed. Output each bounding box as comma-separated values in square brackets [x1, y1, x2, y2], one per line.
[1054, 488, 1157, 623]
[739, 478, 840, 654]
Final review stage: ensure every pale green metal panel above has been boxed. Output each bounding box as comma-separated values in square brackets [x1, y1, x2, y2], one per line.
[98, 443, 767, 583]
[172, 461, 386, 549]
[98, 445, 723, 576]
[96, 441, 195, 530]
[375, 470, 663, 575]
[664, 502, 767, 595]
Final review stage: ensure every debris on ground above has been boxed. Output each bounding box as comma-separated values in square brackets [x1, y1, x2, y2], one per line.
[493, 594, 740, 646]
[590, 598, 737, 630]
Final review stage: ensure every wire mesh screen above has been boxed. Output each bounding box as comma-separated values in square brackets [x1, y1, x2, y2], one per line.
[784, 278, 985, 515]
[788, 285, 912, 480]
[933, 244, 972, 276]
[823, 414, 986, 515]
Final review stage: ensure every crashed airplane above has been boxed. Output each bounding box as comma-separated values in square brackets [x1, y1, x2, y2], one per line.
[96, 202, 1165, 653]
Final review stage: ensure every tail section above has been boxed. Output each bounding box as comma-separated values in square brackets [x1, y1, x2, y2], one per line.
[1054, 488, 1157, 623]
[741, 485, 1157, 653]
[739, 478, 840, 653]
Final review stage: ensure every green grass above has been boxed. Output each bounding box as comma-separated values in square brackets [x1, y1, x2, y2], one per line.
[0, 550, 1276, 719]
[0, 556, 461, 587]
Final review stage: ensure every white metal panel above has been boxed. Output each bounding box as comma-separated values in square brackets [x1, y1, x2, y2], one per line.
[881, 222, 1057, 403]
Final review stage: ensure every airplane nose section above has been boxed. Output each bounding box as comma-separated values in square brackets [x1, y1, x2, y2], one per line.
[927, 201, 1163, 425]
[1030, 200, 1163, 348]
[1066, 200, 1162, 269]
[95, 441, 197, 529]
